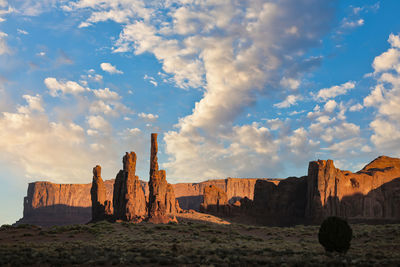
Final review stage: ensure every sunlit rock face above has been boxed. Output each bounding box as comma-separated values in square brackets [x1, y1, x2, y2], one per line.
[113, 152, 147, 222]
[15, 155, 400, 226]
[306, 156, 400, 223]
[200, 185, 229, 214]
[147, 133, 177, 223]
[16, 180, 113, 227]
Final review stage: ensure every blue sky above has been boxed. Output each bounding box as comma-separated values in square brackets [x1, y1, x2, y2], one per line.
[1, 0, 400, 225]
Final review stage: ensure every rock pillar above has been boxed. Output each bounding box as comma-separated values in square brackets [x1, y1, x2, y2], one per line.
[113, 152, 147, 221]
[148, 133, 176, 223]
[90, 165, 112, 221]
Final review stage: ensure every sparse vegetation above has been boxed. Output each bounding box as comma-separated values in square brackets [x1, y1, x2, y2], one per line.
[0, 221, 399, 265]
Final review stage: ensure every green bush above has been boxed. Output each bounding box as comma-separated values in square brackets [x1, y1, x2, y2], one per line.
[318, 216, 352, 253]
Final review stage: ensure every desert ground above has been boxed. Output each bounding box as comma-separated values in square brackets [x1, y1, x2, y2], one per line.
[1, 212, 399, 266]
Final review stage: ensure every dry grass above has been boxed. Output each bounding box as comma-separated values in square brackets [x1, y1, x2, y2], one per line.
[0, 221, 399, 266]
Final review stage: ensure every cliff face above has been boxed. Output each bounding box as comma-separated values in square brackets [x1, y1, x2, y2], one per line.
[16, 156, 400, 226]
[306, 156, 400, 223]
[173, 178, 272, 210]
[251, 177, 308, 226]
[17, 178, 266, 226]
[18, 180, 114, 226]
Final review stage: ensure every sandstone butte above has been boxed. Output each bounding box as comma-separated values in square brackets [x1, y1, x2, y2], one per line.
[16, 155, 400, 226]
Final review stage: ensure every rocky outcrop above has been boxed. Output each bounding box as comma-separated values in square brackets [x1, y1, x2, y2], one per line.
[250, 177, 308, 225]
[306, 156, 400, 223]
[173, 178, 271, 210]
[16, 179, 114, 226]
[147, 134, 176, 223]
[90, 165, 112, 222]
[113, 152, 147, 222]
[200, 185, 229, 214]
[166, 184, 181, 214]
[16, 155, 400, 226]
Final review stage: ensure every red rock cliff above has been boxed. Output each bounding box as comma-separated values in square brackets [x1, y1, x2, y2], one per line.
[18, 180, 114, 226]
[306, 156, 400, 223]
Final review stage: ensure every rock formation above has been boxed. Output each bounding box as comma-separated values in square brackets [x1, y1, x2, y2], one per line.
[91, 165, 112, 222]
[147, 133, 176, 223]
[200, 185, 229, 214]
[16, 155, 400, 226]
[305, 156, 400, 223]
[166, 184, 181, 214]
[250, 177, 308, 225]
[16, 179, 114, 226]
[113, 152, 147, 222]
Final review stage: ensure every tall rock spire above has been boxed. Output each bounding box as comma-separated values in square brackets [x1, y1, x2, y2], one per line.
[90, 165, 112, 222]
[148, 133, 178, 223]
[113, 152, 147, 221]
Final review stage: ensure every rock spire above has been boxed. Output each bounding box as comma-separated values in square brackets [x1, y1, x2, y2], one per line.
[113, 152, 147, 221]
[90, 165, 112, 221]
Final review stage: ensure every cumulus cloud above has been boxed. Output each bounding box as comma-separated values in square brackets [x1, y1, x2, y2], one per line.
[44, 77, 87, 96]
[0, 105, 95, 182]
[93, 88, 120, 100]
[389, 33, 400, 49]
[17, 94, 44, 114]
[63, 0, 338, 180]
[100, 62, 123, 74]
[274, 95, 302, 108]
[349, 103, 363, 112]
[86, 115, 110, 131]
[324, 100, 337, 113]
[364, 33, 400, 153]
[315, 81, 355, 101]
[138, 112, 158, 121]
[280, 77, 300, 90]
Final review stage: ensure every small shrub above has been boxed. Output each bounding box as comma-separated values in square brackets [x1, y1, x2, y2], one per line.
[318, 216, 352, 253]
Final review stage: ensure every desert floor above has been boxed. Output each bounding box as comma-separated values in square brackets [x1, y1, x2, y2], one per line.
[1, 213, 399, 266]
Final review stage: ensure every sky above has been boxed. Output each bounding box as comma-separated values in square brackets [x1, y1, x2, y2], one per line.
[0, 0, 400, 225]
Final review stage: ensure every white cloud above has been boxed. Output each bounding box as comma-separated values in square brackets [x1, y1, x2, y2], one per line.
[349, 103, 363, 112]
[389, 33, 400, 49]
[274, 95, 302, 108]
[89, 100, 116, 116]
[44, 77, 87, 96]
[0, 2, 14, 22]
[324, 100, 337, 113]
[100, 62, 123, 74]
[280, 77, 300, 90]
[138, 112, 158, 121]
[315, 81, 355, 101]
[86, 115, 110, 131]
[69, 0, 336, 181]
[92, 88, 120, 100]
[0, 31, 9, 55]
[0, 109, 94, 182]
[86, 129, 98, 136]
[127, 128, 141, 135]
[144, 74, 158, 87]
[372, 48, 400, 73]
[342, 18, 364, 29]
[364, 34, 400, 153]
[17, 94, 44, 114]
[17, 29, 28, 35]
[0, 0, 7, 8]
